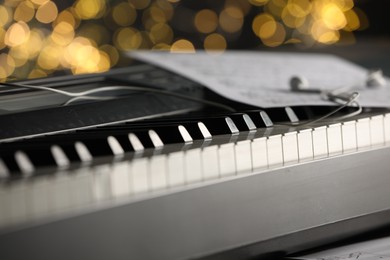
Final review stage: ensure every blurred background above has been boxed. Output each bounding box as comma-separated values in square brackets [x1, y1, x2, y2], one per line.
[0, 0, 388, 81]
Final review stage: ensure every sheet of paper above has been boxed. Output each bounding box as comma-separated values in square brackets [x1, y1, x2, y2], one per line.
[288, 235, 390, 260]
[130, 51, 390, 108]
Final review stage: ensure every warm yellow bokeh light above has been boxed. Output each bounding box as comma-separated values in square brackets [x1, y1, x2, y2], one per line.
[0, 53, 16, 78]
[170, 39, 195, 53]
[14, 1, 35, 22]
[344, 9, 360, 31]
[114, 27, 142, 50]
[219, 6, 244, 33]
[249, 0, 269, 7]
[0, 28, 6, 50]
[5, 22, 30, 47]
[129, 0, 151, 10]
[74, 0, 106, 20]
[194, 9, 218, 34]
[321, 4, 347, 30]
[36, 1, 58, 24]
[112, 2, 137, 27]
[51, 22, 75, 46]
[0, 5, 12, 27]
[55, 10, 77, 28]
[149, 23, 173, 44]
[204, 33, 227, 53]
[260, 21, 286, 47]
[252, 13, 274, 36]
[100, 44, 119, 67]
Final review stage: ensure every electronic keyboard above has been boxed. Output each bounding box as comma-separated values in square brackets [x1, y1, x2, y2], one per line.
[1, 63, 390, 260]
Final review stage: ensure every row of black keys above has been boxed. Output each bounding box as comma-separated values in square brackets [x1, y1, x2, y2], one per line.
[0, 106, 332, 177]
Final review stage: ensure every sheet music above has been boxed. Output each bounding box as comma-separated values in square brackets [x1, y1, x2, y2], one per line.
[130, 51, 390, 108]
[288, 236, 390, 260]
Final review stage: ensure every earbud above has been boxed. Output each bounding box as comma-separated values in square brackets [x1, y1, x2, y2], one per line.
[366, 69, 386, 88]
[290, 76, 320, 93]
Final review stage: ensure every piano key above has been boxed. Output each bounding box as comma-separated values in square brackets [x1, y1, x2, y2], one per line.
[251, 137, 268, 170]
[198, 122, 212, 139]
[201, 146, 219, 180]
[74, 141, 93, 163]
[184, 149, 203, 183]
[223, 114, 257, 131]
[7, 181, 28, 225]
[167, 151, 185, 187]
[0, 187, 8, 226]
[235, 140, 252, 173]
[109, 161, 131, 199]
[148, 130, 164, 149]
[178, 125, 193, 143]
[267, 135, 283, 167]
[297, 129, 314, 162]
[218, 143, 236, 177]
[149, 155, 168, 191]
[200, 117, 239, 135]
[107, 136, 125, 157]
[130, 157, 149, 195]
[14, 151, 35, 176]
[93, 164, 112, 202]
[128, 133, 144, 152]
[0, 158, 9, 178]
[264, 107, 299, 123]
[312, 126, 328, 159]
[50, 145, 70, 168]
[356, 118, 371, 150]
[327, 123, 343, 156]
[341, 121, 357, 152]
[384, 113, 390, 143]
[29, 176, 50, 219]
[244, 110, 273, 128]
[282, 131, 299, 165]
[48, 174, 72, 213]
[370, 115, 385, 146]
[68, 169, 94, 208]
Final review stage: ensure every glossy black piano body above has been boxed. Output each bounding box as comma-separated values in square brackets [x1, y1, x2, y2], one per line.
[1, 62, 390, 260]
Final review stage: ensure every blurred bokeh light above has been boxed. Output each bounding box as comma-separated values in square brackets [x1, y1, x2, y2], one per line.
[0, 0, 372, 81]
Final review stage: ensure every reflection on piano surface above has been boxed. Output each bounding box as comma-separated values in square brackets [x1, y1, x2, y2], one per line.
[1, 63, 390, 260]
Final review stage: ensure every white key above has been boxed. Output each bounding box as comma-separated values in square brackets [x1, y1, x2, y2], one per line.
[178, 125, 193, 143]
[185, 149, 203, 183]
[327, 123, 343, 156]
[235, 140, 252, 173]
[370, 115, 385, 146]
[149, 130, 164, 149]
[384, 114, 390, 143]
[297, 129, 314, 161]
[93, 164, 112, 202]
[0, 158, 9, 178]
[356, 118, 371, 149]
[130, 158, 149, 195]
[312, 126, 328, 159]
[341, 121, 357, 152]
[75, 142, 93, 163]
[15, 151, 34, 176]
[149, 155, 168, 191]
[69, 169, 93, 208]
[49, 174, 72, 213]
[251, 137, 268, 170]
[198, 122, 212, 139]
[107, 136, 125, 157]
[8, 182, 27, 225]
[201, 146, 219, 180]
[51, 145, 70, 168]
[218, 143, 236, 177]
[267, 135, 283, 167]
[167, 151, 185, 187]
[29, 176, 50, 219]
[282, 131, 298, 165]
[128, 133, 144, 152]
[110, 162, 131, 198]
[0, 187, 10, 226]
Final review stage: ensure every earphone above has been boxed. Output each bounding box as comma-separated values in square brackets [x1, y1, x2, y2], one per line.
[290, 69, 386, 94]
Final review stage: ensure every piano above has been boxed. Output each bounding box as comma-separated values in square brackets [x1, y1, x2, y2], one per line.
[1, 60, 390, 260]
